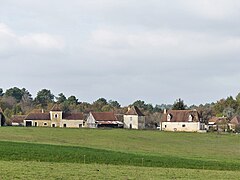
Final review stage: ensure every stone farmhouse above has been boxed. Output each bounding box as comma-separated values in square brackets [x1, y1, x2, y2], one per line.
[123, 106, 145, 129]
[24, 105, 85, 128]
[161, 109, 205, 132]
[86, 112, 123, 128]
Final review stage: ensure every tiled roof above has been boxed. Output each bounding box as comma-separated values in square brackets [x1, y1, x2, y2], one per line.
[97, 121, 123, 125]
[11, 115, 26, 123]
[161, 110, 200, 122]
[63, 113, 84, 120]
[125, 106, 145, 116]
[51, 104, 62, 111]
[91, 112, 117, 121]
[25, 110, 84, 121]
[230, 116, 240, 124]
[208, 117, 227, 123]
[25, 113, 51, 120]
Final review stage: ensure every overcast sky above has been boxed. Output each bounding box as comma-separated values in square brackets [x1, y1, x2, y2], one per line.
[1, 0, 240, 106]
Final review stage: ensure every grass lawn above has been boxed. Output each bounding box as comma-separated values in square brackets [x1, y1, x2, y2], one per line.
[0, 160, 239, 180]
[0, 127, 239, 179]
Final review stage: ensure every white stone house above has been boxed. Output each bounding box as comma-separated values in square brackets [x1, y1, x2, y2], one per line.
[86, 112, 123, 128]
[24, 105, 85, 128]
[124, 106, 145, 129]
[161, 109, 205, 132]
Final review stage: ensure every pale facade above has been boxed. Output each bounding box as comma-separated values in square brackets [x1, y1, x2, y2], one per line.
[161, 110, 205, 132]
[162, 122, 204, 132]
[86, 113, 97, 128]
[124, 106, 145, 129]
[24, 105, 85, 128]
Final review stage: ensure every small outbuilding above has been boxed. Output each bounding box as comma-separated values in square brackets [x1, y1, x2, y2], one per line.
[11, 115, 26, 126]
[124, 106, 145, 129]
[229, 116, 240, 132]
[86, 112, 123, 128]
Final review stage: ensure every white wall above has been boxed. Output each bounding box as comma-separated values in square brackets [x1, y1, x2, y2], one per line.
[124, 115, 145, 129]
[162, 122, 203, 132]
[60, 120, 84, 128]
[86, 113, 96, 128]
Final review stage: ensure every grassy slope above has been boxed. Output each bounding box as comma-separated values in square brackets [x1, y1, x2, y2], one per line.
[0, 127, 239, 162]
[0, 160, 240, 180]
[0, 127, 239, 179]
[0, 141, 239, 170]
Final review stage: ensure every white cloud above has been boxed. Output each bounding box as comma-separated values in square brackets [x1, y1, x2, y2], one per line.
[86, 27, 240, 60]
[0, 23, 65, 57]
[19, 33, 64, 50]
[181, 0, 240, 20]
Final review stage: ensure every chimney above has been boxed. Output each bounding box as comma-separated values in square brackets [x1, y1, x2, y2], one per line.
[41, 109, 44, 113]
[128, 106, 131, 111]
[163, 109, 167, 114]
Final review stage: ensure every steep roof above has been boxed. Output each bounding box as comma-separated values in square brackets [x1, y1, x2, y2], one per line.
[161, 110, 200, 122]
[11, 115, 26, 123]
[51, 104, 62, 111]
[63, 113, 84, 120]
[125, 106, 145, 116]
[91, 112, 117, 121]
[230, 116, 240, 124]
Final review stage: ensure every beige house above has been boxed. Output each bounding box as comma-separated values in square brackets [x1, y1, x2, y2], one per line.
[124, 106, 145, 129]
[24, 105, 85, 128]
[228, 116, 240, 132]
[86, 112, 123, 128]
[161, 109, 205, 132]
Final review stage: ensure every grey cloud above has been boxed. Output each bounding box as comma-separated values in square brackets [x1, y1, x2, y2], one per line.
[1, 1, 240, 105]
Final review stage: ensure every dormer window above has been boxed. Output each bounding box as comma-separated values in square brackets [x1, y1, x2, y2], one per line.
[54, 114, 58, 119]
[188, 115, 193, 122]
[167, 114, 172, 121]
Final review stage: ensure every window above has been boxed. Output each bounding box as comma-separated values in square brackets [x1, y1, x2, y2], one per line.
[165, 125, 167, 128]
[52, 124, 55, 127]
[188, 115, 193, 122]
[35, 122, 37, 127]
[182, 124, 186, 127]
[44, 122, 47, 126]
[83, 122, 85, 126]
[79, 124, 82, 128]
[54, 114, 58, 118]
[130, 117, 132, 122]
[63, 124, 67, 128]
[167, 114, 172, 121]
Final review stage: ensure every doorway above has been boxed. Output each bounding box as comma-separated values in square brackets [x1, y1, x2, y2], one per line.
[26, 121, 32, 127]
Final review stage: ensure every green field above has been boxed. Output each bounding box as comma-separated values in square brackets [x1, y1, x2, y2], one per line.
[0, 127, 239, 179]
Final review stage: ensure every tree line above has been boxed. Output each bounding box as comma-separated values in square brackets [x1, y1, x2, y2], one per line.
[1, 87, 240, 127]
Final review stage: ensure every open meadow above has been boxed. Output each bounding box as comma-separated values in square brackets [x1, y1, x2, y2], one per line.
[0, 127, 239, 179]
